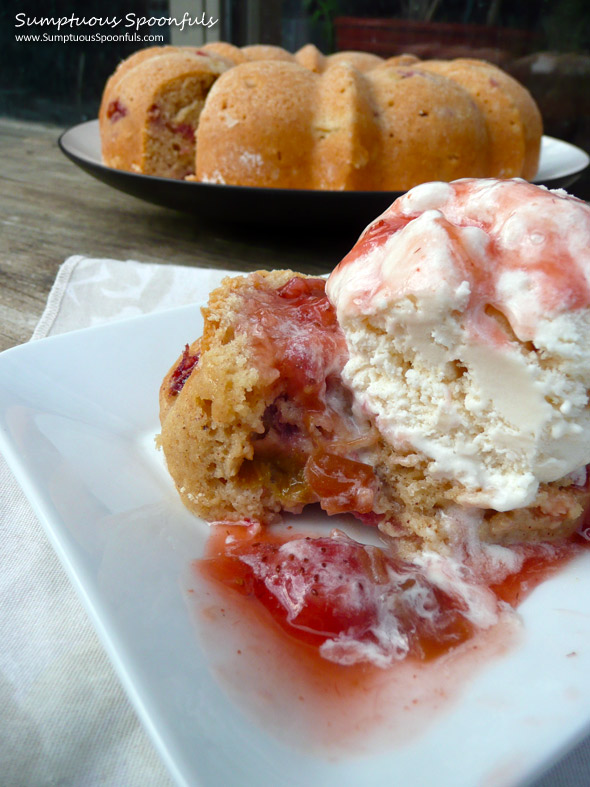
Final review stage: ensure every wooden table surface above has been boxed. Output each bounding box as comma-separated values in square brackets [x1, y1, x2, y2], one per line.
[0, 117, 360, 353]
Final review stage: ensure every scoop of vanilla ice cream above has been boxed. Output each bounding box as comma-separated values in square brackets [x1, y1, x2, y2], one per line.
[326, 178, 590, 511]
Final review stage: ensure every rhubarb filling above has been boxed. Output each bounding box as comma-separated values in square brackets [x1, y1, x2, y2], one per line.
[238, 276, 382, 515]
[169, 275, 382, 519]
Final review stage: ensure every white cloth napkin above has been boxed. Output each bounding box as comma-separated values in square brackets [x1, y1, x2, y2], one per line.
[1, 256, 237, 787]
[2, 255, 590, 786]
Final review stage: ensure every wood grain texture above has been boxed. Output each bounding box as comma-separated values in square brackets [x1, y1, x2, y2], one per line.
[0, 118, 354, 353]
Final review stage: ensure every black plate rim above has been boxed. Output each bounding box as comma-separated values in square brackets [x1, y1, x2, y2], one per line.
[58, 120, 590, 224]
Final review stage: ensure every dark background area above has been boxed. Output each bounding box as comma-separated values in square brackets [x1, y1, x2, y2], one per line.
[2, 0, 589, 197]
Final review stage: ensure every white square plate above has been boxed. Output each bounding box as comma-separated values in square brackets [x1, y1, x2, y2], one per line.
[2, 303, 590, 787]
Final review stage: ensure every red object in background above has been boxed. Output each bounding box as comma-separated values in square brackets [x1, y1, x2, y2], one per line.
[334, 17, 541, 64]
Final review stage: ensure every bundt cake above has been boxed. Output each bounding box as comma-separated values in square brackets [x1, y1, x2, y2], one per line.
[100, 42, 542, 190]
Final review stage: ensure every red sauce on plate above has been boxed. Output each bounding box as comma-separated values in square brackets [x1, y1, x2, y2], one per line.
[189, 523, 536, 751]
[196, 524, 587, 673]
[199, 525, 476, 664]
[491, 534, 587, 606]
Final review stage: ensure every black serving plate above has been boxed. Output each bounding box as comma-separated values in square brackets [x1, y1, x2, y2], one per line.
[59, 120, 589, 229]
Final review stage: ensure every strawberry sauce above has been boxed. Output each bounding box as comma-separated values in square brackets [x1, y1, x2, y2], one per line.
[199, 526, 476, 665]
[491, 535, 587, 606]
[336, 214, 413, 269]
[196, 525, 586, 673]
[189, 522, 528, 752]
[242, 275, 345, 409]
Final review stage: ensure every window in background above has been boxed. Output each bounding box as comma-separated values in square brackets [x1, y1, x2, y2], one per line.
[2, 0, 589, 196]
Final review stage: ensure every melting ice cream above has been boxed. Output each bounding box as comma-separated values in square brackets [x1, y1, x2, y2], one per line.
[327, 178, 590, 512]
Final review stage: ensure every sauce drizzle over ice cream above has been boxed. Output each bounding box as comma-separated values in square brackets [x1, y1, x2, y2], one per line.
[327, 178, 590, 511]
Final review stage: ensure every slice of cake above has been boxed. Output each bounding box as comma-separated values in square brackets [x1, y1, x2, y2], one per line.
[99, 48, 231, 178]
[159, 270, 380, 525]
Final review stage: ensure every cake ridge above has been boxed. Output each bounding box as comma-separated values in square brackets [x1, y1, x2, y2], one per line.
[100, 42, 542, 190]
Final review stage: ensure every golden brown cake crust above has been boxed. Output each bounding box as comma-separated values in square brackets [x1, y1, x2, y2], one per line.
[195, 61, 317, 188]
[159, 270, 316, 523]
[101, 43, 543, 188]
[200, 41, 247, 64]
[195, 54, 541, 191]
[421, 59, 542, 179]
[240, 44, 295, 62]
[363, 65, 491, 190]
[294, 43, 326, 73]
[325, 50, 385, 72]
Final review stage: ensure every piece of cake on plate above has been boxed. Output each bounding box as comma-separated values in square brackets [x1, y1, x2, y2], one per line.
[159, 178, 590, 557]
